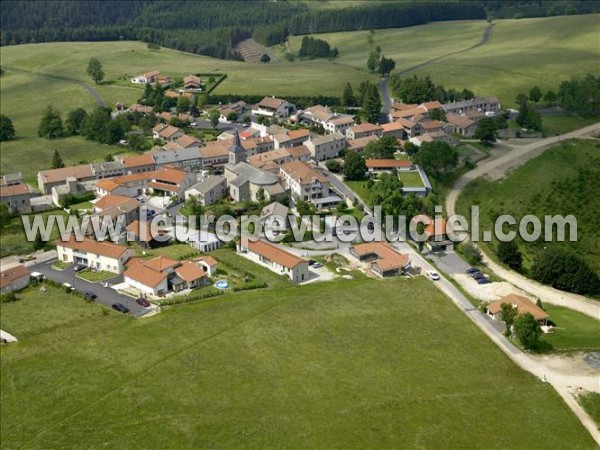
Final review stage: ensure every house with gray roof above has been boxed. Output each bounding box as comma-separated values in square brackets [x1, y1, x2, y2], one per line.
[184, 175, 228, 206]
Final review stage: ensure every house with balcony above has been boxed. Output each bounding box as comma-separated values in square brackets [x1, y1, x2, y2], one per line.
[56, 236, 135, 273]
[280, 161, 330, 205]
[252, 97, 292, 118]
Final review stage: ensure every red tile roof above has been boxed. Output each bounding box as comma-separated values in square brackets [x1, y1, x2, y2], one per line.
[0, 264, 29, 289]
[366, 159, 412, 169]
[245, 239, 306, 269]
[57, 236, 131, 259]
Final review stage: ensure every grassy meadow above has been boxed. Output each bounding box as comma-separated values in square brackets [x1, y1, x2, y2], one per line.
[1, 14, 598, 181]
[456, 139, 600, 275]
[540, 304, 600, 352]
[1, 276, 596, 449]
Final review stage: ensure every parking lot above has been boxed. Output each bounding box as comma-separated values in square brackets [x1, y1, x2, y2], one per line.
[30, 259, 153, 317]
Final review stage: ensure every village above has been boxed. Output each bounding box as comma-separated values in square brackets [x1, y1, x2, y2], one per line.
[0, 69, 562, 335]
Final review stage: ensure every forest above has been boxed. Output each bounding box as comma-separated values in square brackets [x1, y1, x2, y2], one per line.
[1, 1, 598, 60]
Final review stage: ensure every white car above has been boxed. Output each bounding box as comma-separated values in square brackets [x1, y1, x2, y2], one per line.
[426, 270, 440, 281]
[62, 282, 74, 290]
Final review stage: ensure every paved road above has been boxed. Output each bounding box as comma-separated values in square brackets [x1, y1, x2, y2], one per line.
[30, 258, 152, 317]
[321, 168, 373, 214]
[445, 122, 600, 319]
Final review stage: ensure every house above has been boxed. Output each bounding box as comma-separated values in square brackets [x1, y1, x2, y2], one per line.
[346, 122, 382, 140]
[346, 135, 380, 153]
[152, 124, 185, 142]
[273, 128, 311, 149]
[350, 242, 410, 277]
[305, 132, 346, 161]
[0, 264, 30, 294]
[37, 164, 95, 195]
[280, 161, 330, 204]
[183, 74, 202, 90]
[252, 96, 292, 118]
[151, 146, 203, 171]
[124, 255, 210, 296]
[184, 175, 228, 206]
[442, 96, 500, 115]
[420, 120, 445, 133]
[0, 183, 35, 214]
[0, 173, 23, 186]
[380, 121, 405, 139]
[486, 294, 549, 326]
[248, 145, 311, 173]
[224, 131, 286, 202]
[129, 103, 154, 114]
[56, 236, 135, 273]
[93, 195, 140, 225]
[241, 136, 274, 157]
[131, 70, 160, 84]
[125, 220, 171, 249]
[400, 166, 433, 197]
[365, 159, 414, 173]
[393, 118, 423, 139]
[411, 215, 453, 251]
[237, 239, 309, 283]
[119, 153, 156, 174]
[301, 105, 355, 134]
[193, 255, 218, 276]
[200, 142, 230, 168]
[260, 201, 290, 227]
[444, 113, 477, 137]
[187, 231, 222, 252]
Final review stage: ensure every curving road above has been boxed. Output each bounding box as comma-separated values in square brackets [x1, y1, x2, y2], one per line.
[445, 123, 600, 319]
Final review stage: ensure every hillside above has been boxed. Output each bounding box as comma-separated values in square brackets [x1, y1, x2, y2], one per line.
[1, 277, 596, 448]
[457, 139, 600, 276]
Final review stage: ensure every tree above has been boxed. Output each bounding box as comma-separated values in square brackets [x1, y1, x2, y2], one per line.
[0, 204, 11, 227]
[38, 106, 64, 138]
[33, 231, 45, 251]
[366, 50, 380, 72]
[531, 248, 600, 296]
[341, 82, 356, 108]
[496, 240, 523, 271]
[256, 187, 266, 205]
[514, 313, 541, 350]
[326, 159, 342, 173]
[378, 55, 396, 76]
[343, 151, 367, 181]
[474, 117, 498, 146]
[51, 149, 65, 169]
[543, 90, 557, 104]
[226, 112, 238, 122]
[128, 133, 148, 152]
[403, 141, 419, 156]
[500, 303, 519, 337]
[260, 53, 271, 63]
[413, 141, 458, 177]
[529, 86, 542, 103]
[65, 108, 88, 135]
[364, 135, 397, 159]
[462, 242, 482, 265]
[295, 199, 314, 216]
[208, 108, 220, 129]
[0, 115, 16, 141]
[86, 57, 105, 84]
[176, 96, 191, 114]
[361, 82, 382, 123]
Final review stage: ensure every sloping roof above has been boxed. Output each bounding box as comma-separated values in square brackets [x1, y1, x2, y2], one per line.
[351, 242, 409, 271]
[446, 113, 475, 129]
[329, 115, 354, 126]
[184, 75, 201, 85]
[366, 159, 413, 169]
[157, 125, 182, 139]
[421, 101, 443, 110]
[39, 164, 94, 184]
[245, 239, 306, 269]
[421, 120, 445, 131]
[175, 134, 201, 149]
[257, 97, 287, 109]
[287, 129, 311, 140]
[309, 132, 345, 146]
[57, 236, 130, 259]
[487, 294, 549, 321]
[349, 122, 382, 134]
[122, 153, 155, 168]
[175, 261, 206, 282]
[0, 264, 30, 289]
[153, 167, 188, 184]
[193, 255, 218, 267]
[124, 258, 168, 288]
[380, 122, 404, 132]
[260, 201, 289, 221]
[95, 195, 140, 213]
[0, 184, 32, 197]
[200, 142, 230, 159]
[143, 255, 180, 272]
[187, 175, 226, 195]
[281, 160, 328, 185]
[347, 135, 379, 150]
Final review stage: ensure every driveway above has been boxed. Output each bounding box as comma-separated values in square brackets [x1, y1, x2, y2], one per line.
[30, 259, 152, 317]
[425, 250, 470, 275]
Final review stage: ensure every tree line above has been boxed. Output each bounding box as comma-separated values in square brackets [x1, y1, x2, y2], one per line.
[390, 74, 475, 104]
[298, 36, 338, 59]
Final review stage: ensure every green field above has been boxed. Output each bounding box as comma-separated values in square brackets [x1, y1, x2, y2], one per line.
[539, 304, 600, 353]
[456, 139, 600, 275]
[1, 15, 597, 181]
[0, 209, 67, 258]
[579, 393, 600, 429]
[1, 276, 596, 449]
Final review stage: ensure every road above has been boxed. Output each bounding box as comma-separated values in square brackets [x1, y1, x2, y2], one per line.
[322, 169, 373, 214]
[379, 77, 391, 122]
[29, 258, 152, 317]
[445, 122, 600, 319]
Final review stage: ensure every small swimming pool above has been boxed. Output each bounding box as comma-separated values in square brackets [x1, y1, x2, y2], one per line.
[214, 280, 229, 289]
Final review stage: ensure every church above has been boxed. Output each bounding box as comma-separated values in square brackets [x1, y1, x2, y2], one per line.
[224, 130, 287, 203]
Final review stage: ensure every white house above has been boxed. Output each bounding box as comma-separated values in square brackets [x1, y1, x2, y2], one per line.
[279, 161, 330, 203]
[252, 97, 292, 118]
[56, 237, 135, 273]
[238, 239, 309, 283]
[305, 132, 346, 161]
[0, 264, 30, 294]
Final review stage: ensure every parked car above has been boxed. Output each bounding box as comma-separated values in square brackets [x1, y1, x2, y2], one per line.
[74, 264, 86, 272]
[30, 272, 46, 281]
[136, 297, 151, 307]
[112, 303, 129, 314]
[477, 277, 491, 285]
[62, 282, 74, 291]
[471, 271, 485, 280]
[24, 255, 36, 261]
[427, 270, 440, 281]
[84, 291, 97, 300]
[17, 258, 25, 264]
[308, 259, 316, 266]
[465, 268, 479, 275]
[313, 262, 323, 269]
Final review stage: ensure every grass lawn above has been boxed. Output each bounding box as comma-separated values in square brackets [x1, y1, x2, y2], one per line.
[344, 180, 372, 204]
[539, 304, 600, 353]
[399, 171, 424, 187]
[51, 261, 71, 270]
[456, 139, 600, 275]
[77, 270, 119, 283]
[542, 115, 600, 137]
[0, 277, 596, 448]
[69, 201, 94, 211]
[0, 209, 68, 258]
[578, 393, 600, 429]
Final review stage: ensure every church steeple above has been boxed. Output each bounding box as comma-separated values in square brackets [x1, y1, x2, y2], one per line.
[228, 130, 246, 165]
